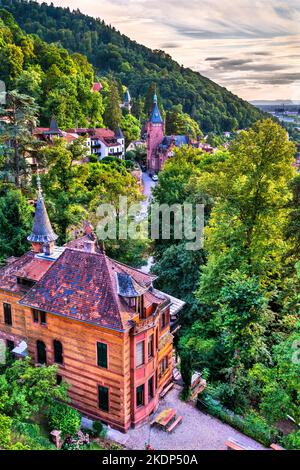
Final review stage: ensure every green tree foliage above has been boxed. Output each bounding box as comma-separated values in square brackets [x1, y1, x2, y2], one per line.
[0, 9, 104, 128]
[0, 184, 33, 262]
[0, 357, 68, 422]
[103, 79, 122, 132]
[47, 402, 81, 437]
[166, 109, 203, 140]
[0, 90, 40, 186]
[1, 0, 265, 133]
[198, 119, 296, 303]
[39, 138, 90, 244]
[120, 113, 141, 145]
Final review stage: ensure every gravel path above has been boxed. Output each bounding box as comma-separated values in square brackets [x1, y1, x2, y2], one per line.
[109, 386, 267, 450]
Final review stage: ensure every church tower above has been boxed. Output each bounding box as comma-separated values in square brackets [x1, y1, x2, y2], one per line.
[27, 177, 58, 255]
[146, 93, 164, 173]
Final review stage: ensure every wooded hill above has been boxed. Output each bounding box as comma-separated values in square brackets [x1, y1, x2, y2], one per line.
[0, 0, 265, 133]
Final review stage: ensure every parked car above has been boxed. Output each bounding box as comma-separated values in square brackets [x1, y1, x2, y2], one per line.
[152, 174, 158, 181]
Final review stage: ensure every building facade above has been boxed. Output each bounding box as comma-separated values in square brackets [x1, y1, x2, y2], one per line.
[34, 118, 125, 160]
[0, 187, 183, 432]
[145, 94, 213, 173]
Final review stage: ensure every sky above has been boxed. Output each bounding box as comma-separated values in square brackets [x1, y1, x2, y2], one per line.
[37, 0, 300, 101]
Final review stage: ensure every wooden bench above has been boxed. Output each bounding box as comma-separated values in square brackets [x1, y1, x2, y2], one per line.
[225, 439, 249, 450]
[160, 382, 174, 398]
[167, 416, 183, 433]
[270, 443, 285, 451]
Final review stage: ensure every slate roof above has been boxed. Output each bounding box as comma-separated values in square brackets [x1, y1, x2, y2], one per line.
[116, 272, 148, 297]
[27, 194, 58, 243]
[124, 89, 131, 103]
[160, 135, 189, 148]
[150, 94, 163, 124]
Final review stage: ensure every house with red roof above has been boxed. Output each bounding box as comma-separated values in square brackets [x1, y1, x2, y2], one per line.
[34, 117, 125, 160]
[0, 184, 184, 431]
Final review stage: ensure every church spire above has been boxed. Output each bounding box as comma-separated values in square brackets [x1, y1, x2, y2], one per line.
[150, 93, 163, 124]
[28, 177, 58, 254]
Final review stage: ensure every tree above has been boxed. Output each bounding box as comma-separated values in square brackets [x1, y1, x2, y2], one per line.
[0, 184, 33, 262]
[0, 90, 40, 186]
[285, 174, 300, 264]
[40, 139, 89, 244]
[166, 110, 203, 140]
[197, 119, 296, 303]
[103, 79, 122, 132]
[120, 113, 141, 145]
[0, 357, 68, 421]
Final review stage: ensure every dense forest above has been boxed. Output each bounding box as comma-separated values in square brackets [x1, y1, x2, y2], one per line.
[0, 0, 265, 133]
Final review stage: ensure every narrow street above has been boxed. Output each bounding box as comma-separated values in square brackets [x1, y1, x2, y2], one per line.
[140, 172, 156, 274]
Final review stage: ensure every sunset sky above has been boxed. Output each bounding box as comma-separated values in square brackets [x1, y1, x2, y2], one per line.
[37, 0, 300, 101]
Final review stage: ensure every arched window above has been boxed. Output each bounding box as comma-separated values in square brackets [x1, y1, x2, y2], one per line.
[37, 340, 47, 364]
[53, 340, 63, 365]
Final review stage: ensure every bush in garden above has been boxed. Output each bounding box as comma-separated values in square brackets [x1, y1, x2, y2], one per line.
[197, 394, 280, 447]
[12, 420, 55, 450]
[47, 402, 81, 437]
[281, 430, 300, 450]
[62, 430, 90, 450]
[93, 420, 106, 437]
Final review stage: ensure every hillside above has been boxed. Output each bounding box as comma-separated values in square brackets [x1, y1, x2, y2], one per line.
[0, 8, 106, 129]
[0, 0, 264, 133]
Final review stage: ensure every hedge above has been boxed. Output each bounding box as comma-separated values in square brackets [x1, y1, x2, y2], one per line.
[197, 394, 281, 447]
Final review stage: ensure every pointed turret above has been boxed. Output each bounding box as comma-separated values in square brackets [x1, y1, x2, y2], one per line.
[28, 177, 58, 254]
[49, 115, 60, 133]
[150, 93, 163, 124]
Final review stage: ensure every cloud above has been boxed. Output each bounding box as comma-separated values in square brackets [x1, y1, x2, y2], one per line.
[205, 57, 228, 61]
[160, 42, 180, 49]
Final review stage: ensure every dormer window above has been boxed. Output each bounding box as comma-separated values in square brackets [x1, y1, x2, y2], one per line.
[17, 277, 35, 288]
[116, 272, 147, 318]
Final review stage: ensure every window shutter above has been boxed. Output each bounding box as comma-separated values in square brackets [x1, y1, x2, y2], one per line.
[53, 340, 63, 364]
[98, 385, 109, 411]
[3, 303, 12, 325]
[136, 341, 144, 367]
[97, 342, 108, 368]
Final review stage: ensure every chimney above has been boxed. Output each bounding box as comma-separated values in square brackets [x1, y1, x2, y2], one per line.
[84, 222, 94, 235]
[42, 241, 55, 256]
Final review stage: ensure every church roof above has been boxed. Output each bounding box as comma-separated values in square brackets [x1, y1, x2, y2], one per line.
[27, 190, 58, 244]
[124, 89, 131, 103]
[115, 127, 124, 139]
[150, 94, 163, 124]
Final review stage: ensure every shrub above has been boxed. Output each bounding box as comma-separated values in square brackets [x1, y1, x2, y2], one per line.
[197, 394, 280, 447]
[93, 420, 106, 437]
[62, 430, 89, 450]
[89, 154, 98, 163]
[12, 421, 55, 450]
[47, 403, 81, 437]
[0, 413, 13, 449]
[281, 430, 300, 450]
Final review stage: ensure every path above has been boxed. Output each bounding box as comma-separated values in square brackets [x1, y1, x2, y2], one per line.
[140, 172, 156, 274]
[107, 387, 266, 450]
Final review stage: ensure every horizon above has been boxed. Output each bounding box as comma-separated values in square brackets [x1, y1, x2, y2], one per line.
[35, 0, 300, 102]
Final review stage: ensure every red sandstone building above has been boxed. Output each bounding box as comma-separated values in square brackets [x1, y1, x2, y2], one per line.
[0, 186, 184, 431]
[146, 94, 214, 173]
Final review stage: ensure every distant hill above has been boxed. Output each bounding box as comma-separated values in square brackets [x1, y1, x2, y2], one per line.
[251, 100, 300, 106]
[0, 0, 265, 133]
